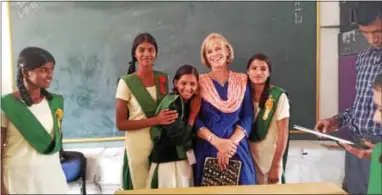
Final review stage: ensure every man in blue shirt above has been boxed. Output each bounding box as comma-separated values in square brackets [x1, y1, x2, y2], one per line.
[314, 2, 382, 195]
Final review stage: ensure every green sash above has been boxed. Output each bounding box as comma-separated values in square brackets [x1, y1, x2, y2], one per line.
[121, 71, 169, 118]
[151, 94, 180, 143]
[368, 143, 382, 195]
[248, 87, 290, 184]
[120, 71, 168, 190]
[249, 86, 286, 142]
[150, 94, 191, 159]
[1, 93, 63, 155]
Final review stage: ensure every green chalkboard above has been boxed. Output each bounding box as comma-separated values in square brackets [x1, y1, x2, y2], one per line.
[9, 2, 317, 139]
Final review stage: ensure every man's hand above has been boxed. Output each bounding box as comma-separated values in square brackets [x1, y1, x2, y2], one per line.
[341, 141, 375, 160]
[314, 116, 340, 135]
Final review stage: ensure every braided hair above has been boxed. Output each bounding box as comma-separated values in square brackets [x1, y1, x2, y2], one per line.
[16, 47, 55, 106]
[127, 32, 158, 74]
[246, 53, 272, 109]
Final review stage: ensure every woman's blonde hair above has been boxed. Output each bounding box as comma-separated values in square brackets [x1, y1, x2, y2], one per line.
[200, 33, 234, 68]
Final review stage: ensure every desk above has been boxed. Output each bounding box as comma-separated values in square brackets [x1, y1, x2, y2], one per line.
[115, 182, 347, 194]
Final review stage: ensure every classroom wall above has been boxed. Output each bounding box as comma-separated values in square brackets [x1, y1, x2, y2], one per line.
[319, 1, 340, 120]
[1, 2, 345, 192]
[1, 2, 340, 118]
[2, 2, 13, 95]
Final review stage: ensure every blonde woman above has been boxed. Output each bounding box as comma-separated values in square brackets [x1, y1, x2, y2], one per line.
[193, 33, 256, 186]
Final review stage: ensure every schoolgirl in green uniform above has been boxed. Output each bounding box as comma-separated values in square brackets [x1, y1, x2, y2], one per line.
[146, 64, 200, 188]
[1, 47, 67, 194]
[115, 32, 178, 190]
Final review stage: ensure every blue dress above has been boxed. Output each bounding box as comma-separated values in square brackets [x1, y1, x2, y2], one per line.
[193, 80, 256, 186]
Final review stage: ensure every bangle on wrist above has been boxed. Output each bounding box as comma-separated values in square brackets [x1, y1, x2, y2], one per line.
[208, 134, 212, 142]
[208, 134, 215, 145]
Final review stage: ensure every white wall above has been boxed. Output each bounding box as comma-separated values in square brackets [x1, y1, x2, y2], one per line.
[319, 1, 340, 119]
[2, 2, 13, 95]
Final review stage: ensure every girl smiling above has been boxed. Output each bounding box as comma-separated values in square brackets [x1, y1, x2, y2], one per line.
[147, 64, 201, 188]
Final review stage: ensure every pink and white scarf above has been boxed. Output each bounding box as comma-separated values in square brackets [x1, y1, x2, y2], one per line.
[199, 71, 248, 113]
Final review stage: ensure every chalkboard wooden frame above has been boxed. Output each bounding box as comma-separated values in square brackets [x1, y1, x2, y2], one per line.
[5, 2, 321, 143]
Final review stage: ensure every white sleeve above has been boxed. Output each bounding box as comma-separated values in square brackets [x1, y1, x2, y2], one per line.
[116, 79, 131, 102]
[276, 93, 290, 121]
[1, 111, 9, 128]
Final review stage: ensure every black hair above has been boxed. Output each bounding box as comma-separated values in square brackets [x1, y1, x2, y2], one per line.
[356, 2, 382, 26]
[246, 53, 273, 109]
[16, 47, 55, 106]
[172, 64, 199, 93]
[127, 32, 158, 74]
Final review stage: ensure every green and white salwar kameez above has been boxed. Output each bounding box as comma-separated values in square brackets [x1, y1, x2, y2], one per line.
[1, 93, 67, 194]
[248, 87, 290, 184]
[116, 71, 169, 190]
[146, 93, 194, 189]
[146, 160, 193, 188]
